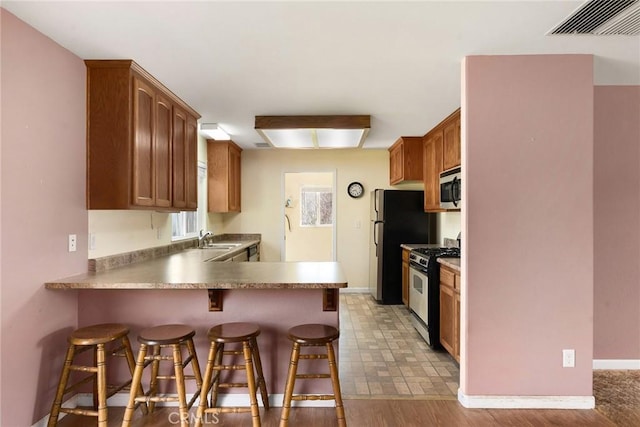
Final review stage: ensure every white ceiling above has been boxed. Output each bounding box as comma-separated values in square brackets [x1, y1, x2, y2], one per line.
[4, 1, 639, 149]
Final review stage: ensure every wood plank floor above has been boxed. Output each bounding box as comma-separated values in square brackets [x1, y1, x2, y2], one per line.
[56, 400, 615, 427]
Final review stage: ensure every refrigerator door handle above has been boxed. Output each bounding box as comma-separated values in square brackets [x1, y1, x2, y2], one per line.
[373, 220, 384, 246]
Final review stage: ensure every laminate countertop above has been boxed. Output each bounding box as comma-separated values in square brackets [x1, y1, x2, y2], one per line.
[437, 257, 461, 272]
[45, 249, 348, 290]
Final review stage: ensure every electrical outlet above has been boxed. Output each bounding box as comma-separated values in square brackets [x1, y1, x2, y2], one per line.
[562, 349, 575, 368]
[68, 234, 77, 252]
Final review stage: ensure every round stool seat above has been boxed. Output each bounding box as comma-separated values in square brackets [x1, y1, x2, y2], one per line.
[287, 324, 339, 345]
[69, 323, 129, 346]
[138, 324, 195, 345]
[208, 322, 261, 343]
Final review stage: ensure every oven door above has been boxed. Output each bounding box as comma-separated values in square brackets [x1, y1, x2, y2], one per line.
[409, 263, 429, 324]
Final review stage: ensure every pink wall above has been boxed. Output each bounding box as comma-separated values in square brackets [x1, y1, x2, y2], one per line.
[461, 55, 594, 397]
[78, 289, 339, 395]
[1, 9, 87, 425]
[594, 86, 640, 360]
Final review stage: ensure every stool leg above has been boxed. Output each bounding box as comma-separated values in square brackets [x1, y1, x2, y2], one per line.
[243, 341, 261, 427]
[172, 343, 189, 427]
[251, 337, 270, 410]
[48, 344, 76, 427]
[210, 343, 224, 408]
[96, 343, 108, 427]
[185, 337, 203, 409]
[148, 345, 161, 413]
[121, 335, 148, 415]
[194, 341, 217, 427]
[122, 343, 147, 427]
[279, 342, 301, 427]
[326, 342, 346, 427]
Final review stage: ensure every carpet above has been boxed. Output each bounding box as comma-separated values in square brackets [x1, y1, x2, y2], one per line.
[593, 370, 640, 427]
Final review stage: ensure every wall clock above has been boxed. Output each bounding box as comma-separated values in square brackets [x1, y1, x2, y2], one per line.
[347, 182, 364, 199]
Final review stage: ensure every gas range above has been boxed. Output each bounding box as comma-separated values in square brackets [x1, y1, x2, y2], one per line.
[408, 246, 460, 347]
[409, 247, 460, 269]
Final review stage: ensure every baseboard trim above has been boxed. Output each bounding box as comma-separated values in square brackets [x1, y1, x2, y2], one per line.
[77, 392, 333, 408]
[339, 287, 368, 294]
[458, 390, 595, 409]
[593, 359, 640, 369]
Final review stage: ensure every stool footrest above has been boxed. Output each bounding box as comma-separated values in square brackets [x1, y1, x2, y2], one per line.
[223, 350, 243, 356]
[296, 373, 331, 379]
[292, 394, 336, 401]
[135, 394, 180, 404]
[214, 364, 246, 371]
[69, 364, 99, 373]
[219, 382, 249, 388]
[205, 407, 253, 414]
[60, 407, 99, 417]
[299, 354, 328, 360]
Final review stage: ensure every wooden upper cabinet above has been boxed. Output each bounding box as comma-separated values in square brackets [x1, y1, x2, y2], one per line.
[423, 130, 444, 212]
[443, 112, 461, 170]
[86, 60, 200, 210]
[132, 76, 155, 207]
[389, 136, 424, 184]
[155, 92, 173, 208]
[172, 107, 187, 209]
[185, 116, 198, 210]
[423, 108, 460, 212]
[208, 140, 242, 213]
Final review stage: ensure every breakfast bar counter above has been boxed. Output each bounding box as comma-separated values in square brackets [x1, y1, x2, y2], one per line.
[45, 249, 348, 290]
[45, 249, 348, 405]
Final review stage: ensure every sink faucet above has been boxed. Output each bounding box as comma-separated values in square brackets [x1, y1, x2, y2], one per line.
[198, 230, 214, 248]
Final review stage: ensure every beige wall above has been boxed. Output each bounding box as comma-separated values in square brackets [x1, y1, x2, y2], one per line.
[215, 149, 390, 287]
[88, 135, 210, 258]
[284, 172, 334, 261]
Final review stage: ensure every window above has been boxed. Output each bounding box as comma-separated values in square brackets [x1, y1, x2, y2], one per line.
[300, 187, 333, 227]
[172, 210, 198, 239]
[172, 162, 207, 240]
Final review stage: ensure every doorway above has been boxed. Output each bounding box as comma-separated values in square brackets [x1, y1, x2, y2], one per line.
[282, 171, 336, 261]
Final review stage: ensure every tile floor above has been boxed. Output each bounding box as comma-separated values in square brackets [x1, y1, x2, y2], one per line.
[338, 293, 460, 400]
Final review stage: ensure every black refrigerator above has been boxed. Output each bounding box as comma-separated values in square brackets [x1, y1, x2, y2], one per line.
[368, 189, 437, 304]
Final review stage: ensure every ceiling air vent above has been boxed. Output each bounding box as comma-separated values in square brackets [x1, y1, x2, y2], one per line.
[254, 142, 271, 148]
[549, 0, 640, 35]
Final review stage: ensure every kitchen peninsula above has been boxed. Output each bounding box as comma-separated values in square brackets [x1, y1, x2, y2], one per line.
[45, 248, 347, 403]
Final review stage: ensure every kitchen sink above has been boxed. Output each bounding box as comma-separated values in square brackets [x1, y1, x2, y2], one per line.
[201, 242, 243, 250]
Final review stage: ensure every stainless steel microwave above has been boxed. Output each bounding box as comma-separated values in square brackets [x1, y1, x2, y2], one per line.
[440, 166, 461, 209]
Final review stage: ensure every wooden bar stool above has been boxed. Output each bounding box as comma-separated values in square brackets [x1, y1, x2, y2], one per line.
[122, 324, 203, 427]
[48, 323, 146, 427]
[195, 322, 269, 427]
[279, 324, 346, 427]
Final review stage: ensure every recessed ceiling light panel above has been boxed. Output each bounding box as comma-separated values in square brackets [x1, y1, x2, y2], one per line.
[255, 115, 371, 149]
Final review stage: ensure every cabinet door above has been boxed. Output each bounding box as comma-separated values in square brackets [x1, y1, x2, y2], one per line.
[172, 107, 187, 209]
[389, 144, 403, 184]
[401, 249, 410, 306]
[439, 284, 455, 355]
[443, 116, 461, 170]
[132, 76, 155, 207]
[185, 115, 198, 210]
[228, 145, 242, 212]
[423, 132, 444, 212]
[155, 93, 172, 207]
[454, 289, 460, 363]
